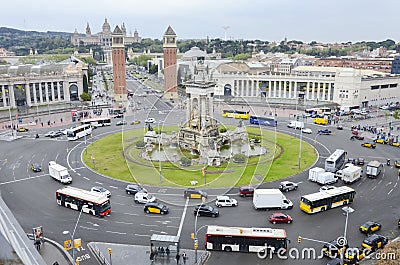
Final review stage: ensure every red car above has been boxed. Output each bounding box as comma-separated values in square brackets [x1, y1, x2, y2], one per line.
[350, 135, 364, 141]
[352, 130, 359, 135]
[268, 212, 293, 224]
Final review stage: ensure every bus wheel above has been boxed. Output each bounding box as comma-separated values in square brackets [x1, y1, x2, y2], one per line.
[343, 201, 348, 205]
[224, 246, 232, 252]
[321, 207, 325, 212]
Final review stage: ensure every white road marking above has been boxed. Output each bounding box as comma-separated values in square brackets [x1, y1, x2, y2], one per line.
[86, 222, 99, 227]
[134, 234, 150, 237]
[109, 186, 118, 189]
[120, 212, 139, 216]
[140, 224, 158, 227]
[371, 186, 377, 191]
[394, 182, 398, 188]
[111, 202, 125, 206]
[388, 189, 393, 195]
[0, 174, 47, 186]
[377, 180, 382, 185]
[83, 177, 90, 180]
[76, 173, 81, 176]
[106, 231, 126, 235]
[80, 226, 98, 231]
[95, 181, 103, 185]
[115, 221, 133, 225]
[386, 182, 392, 186]
[167, 225, 179, 229]
[177, 197, 189, 237]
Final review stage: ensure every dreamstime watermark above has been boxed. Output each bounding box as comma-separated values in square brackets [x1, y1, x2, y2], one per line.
[256, 246, 397, 261]
[256, 236, 397, 262]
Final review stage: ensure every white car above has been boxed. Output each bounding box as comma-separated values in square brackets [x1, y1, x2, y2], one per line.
[215, 196, 238, 207]
[319, 185, 336, 192]
[145, 118, 155, 123]
[134, 191, 156, 204]
[302, 128, 312, 134]
[379, 105, 389, 110]
[91, 186, 111, 197]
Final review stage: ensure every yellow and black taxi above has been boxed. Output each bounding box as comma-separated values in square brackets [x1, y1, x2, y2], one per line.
[344, 248, 366, 264]
[394, 160, 400, 168]
[184, 188, 207, 199]
[397, 218, 400, 228]
[373, 138, 386, 144]
[322, 239, 348, 259]
[389, 142, 400, 147]
[30, 163, 42, 172]
[361, 234, 388, 251]
[359, 221, 381, 234]
[361, 142, 376, 149]
[18, 127, 29, 132]
[144, 202, 169, 215]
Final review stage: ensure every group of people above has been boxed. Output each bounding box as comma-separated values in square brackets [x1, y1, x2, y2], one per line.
[150, 243, 187, 264]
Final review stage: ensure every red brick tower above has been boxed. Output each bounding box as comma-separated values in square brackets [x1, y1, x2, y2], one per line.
[112, 25, 127, 104]
[163, 26, 178, 101]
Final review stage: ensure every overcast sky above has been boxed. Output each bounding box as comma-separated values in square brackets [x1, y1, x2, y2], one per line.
[2, 0, 399, 43]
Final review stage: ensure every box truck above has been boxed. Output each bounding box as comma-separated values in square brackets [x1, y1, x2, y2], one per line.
[341, 165, 362, 184]
[48, 161, 72, 184]
[366, 161, 383, 178]
[252, 189, 293, 210]
[287, 121, 304, 129]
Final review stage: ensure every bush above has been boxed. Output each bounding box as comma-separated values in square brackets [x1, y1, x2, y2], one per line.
[180, 157, 192, 166]
[219, 127, 227, 133]
[135, 140, 146, 148]
[232, 153, 246, 163]
[80, 92, 91, 101]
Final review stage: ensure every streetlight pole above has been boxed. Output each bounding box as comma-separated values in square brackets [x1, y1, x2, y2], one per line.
[158, 121, 162, 184]
[63, 205, 84, 262]
[341, 206, 354, 264]
[194, 197, 206, 263]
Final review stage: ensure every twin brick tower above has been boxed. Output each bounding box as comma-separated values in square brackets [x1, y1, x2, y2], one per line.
[111, 25, 178, 105]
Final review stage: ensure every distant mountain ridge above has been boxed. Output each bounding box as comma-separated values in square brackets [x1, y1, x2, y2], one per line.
[0, 27, 73, 37]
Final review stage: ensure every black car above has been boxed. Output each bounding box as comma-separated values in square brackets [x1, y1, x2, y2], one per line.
[193, 204, 219, 218]
[144, 202, 169, 215]
[30, 163, 42, 172]
[125, 184, 147, 195]
[184, 188, 207, 199]
[318, 129, 332, 135]
[337, 125, 343, 130]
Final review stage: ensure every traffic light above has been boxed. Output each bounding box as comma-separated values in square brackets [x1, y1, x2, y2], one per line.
[298, 236, 302, 243]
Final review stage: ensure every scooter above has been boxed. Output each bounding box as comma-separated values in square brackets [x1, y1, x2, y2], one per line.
[35, 134, 39, 139]
[387, 159, 391, 166]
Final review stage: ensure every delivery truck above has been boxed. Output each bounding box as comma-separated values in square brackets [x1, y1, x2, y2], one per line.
[48, 161, 72, 184]
[366, 160, 383, 179]
[341, 165, 362, 184]
[308, 167, 337, 184]
[252, 189, 293, 210]
[287, 120, 304, 129]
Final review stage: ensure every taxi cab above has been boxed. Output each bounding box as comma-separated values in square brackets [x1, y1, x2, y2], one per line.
[389, 142, 400, 147]
[344, 248, 366, 264]
[395, 160, 400, 168]
[184, 188, 207, 199]
[18, 127, 29, 132]
[322, 240, 348, 259]
[361, 234, 388, 251]
[144, 202, 169, 215]
[359, 221, 381, 234]
[374, 139, 386, 144]
[361, 142, 376, 149]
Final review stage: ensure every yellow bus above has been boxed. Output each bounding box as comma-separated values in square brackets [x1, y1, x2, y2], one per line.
[314, 117, 329, 125]
[300, 186, 355, 214]
[222, 110, 250, 119]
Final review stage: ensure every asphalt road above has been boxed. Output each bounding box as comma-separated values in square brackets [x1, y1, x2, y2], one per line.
[1, 83, 399, 265]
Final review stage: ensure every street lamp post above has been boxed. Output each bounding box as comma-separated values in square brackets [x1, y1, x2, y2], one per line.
[63, 206, 84, 262]
[194, 197, 206, 263]
[158, 121, 162, 185]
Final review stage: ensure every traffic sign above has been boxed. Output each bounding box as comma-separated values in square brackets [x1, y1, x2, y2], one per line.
[107, 248, 112, 254]
[64, 239, 72, 250]
[74, 238, 82, 249]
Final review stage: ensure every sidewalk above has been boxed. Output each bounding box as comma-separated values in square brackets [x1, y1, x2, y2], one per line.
[28, 235, 74, 265]
[88, 242, 209, 265]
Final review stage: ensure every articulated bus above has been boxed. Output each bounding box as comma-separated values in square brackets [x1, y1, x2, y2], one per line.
[222, 110, 250, 119]
[249, 115, 277, 127]
[300, 186, 355, 214]
[81, 117, 111, 128]
[205, 225, 287, 254]
[67, 124, 92, 141]
[325, 149, 346, 172]
[56, 186, 111, 217]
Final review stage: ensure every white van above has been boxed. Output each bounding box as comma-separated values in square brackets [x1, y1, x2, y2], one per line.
[134, 192, 156, 204]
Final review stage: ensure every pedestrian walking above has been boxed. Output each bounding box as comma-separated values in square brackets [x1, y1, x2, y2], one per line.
[166, 247, 170, 257]
[182, 252, 187, 264]
[34, 239, 41, 250]
[175, 253, 180, 264]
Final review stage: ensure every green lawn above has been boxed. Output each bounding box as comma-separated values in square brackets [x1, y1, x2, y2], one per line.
[82, 126, 316, 188]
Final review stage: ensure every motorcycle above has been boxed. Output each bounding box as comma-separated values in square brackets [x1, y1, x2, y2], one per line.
[35, 134, 39, 139]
